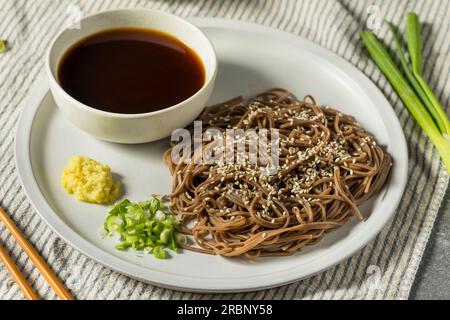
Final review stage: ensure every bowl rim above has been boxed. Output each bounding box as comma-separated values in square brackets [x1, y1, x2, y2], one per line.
[45, 8, 218, 119]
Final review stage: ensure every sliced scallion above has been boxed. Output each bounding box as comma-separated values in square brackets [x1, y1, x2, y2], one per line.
[0, 39, 6, 54]
[103, 198, 183, 259]
[153, 246, 166, 259]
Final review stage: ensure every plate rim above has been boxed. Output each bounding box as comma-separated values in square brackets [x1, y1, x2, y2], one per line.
[14, 18, 408, 293]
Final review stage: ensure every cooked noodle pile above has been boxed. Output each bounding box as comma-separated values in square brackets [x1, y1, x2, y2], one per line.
[164, 88, 392, 258]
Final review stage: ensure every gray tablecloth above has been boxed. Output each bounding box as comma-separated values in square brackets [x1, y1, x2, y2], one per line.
[0, 0, 448, 300]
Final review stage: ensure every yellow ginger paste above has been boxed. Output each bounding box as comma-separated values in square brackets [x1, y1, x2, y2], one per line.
[61, 156, 120, 204]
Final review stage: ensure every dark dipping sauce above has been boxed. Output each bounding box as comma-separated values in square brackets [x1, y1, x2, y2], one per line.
[58, 27, 205, 114]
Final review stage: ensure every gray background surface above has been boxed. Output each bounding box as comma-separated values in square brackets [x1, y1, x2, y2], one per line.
[410, 187, 450, 299]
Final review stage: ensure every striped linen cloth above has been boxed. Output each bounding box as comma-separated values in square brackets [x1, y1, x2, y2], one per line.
[0, 0, 448, 300]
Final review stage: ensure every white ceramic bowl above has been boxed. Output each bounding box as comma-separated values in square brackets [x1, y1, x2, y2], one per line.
[46, 9, 217, 144]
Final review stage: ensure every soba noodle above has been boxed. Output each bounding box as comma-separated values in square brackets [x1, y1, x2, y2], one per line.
[164, 88, 392, 258]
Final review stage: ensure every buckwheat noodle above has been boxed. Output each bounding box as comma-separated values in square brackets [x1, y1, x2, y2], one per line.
[164, 88, 392, 258]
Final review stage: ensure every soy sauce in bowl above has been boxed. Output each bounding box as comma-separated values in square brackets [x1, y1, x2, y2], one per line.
[58, 27, 205, 114]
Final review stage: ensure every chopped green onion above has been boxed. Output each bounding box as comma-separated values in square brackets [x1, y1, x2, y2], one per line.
[144, 247, 153, 254]
[160, 228, 171, 244]
[153, 246, 166, 259]
[155, 210, 166, 221]
[168, 232, 177, 251]
[115, 242, 131, 250]
[142, 197, 161, 214]
[105, 215, 123, 234]
[361, 30, 450, 172]
[175, 233, 187, 245]
[0, 39, 6, 54]
[103, 198, 182, 259]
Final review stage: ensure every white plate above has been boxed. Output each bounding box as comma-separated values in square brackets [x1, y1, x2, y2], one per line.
[15, 19, 408, 293]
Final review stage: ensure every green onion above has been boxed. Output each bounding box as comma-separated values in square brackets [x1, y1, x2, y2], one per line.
[406, 12, 450, 136]
[406, 13, 422, 74]
[175, 233, 187, 245]
[386, 22, 442, 132]
[0, 39, 6, 54]
[103, 198, 183, 259]
[160, 228, 171, 244]
[115, 242, 131, 251]
[361, 30, 450, 172]
[153, 246, 166, 259]
[104, 215, 123, 234]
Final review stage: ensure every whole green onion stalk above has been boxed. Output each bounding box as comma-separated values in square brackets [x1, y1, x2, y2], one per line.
[361, 12, 450, 173]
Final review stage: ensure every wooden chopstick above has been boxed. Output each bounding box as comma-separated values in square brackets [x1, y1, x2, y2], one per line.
[0, 241, 39, 300]
[0, 206, 73, 300]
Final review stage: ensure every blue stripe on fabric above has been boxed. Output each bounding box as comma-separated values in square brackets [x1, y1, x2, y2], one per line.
[258, 0, 276, 25]
[249, 0, 269, 23]
[271, 0, 291, 30]
[236, 0, 255, 20]
[0, 0, 61, 110]
[0, 0, 22, 33]
[0, 0, 35, 49]
[282, 0, 303, 35]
